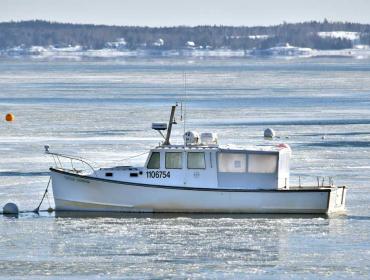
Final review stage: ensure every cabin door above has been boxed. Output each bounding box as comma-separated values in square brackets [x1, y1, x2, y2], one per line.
[185, 151, 217, 188]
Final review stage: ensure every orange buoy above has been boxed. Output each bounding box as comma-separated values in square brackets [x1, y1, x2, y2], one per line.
[5, 113, 14, 122]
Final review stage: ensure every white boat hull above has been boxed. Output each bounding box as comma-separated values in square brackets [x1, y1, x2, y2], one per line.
[50, 168, 346, 214]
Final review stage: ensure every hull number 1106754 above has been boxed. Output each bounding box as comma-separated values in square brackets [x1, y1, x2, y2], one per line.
[146, 171, 170, 179]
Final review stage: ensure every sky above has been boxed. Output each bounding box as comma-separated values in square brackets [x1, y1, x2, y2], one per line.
[1, 0, 369, 27]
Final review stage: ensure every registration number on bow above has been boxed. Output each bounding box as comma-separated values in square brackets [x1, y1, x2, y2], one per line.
[146, 171, 170, 179]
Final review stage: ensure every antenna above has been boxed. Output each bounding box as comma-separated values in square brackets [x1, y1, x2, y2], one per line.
[183, 72, 187, 138]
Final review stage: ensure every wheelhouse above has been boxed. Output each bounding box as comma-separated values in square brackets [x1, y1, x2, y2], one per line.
[143, 145, 290, 190]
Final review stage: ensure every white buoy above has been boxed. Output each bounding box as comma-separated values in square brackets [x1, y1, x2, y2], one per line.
[3, 202, 19, 215]
[264, 128, 276, 138]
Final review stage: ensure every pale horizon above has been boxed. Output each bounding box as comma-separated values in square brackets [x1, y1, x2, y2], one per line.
[1, 18, 368, 28]
[1, 0, 370, 27]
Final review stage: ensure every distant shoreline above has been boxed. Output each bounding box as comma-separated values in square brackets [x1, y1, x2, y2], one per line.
[1, 45, 369, 60]
[1, 20, 370, 59]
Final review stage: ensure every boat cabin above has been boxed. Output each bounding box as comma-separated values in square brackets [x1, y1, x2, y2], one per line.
[98, 144, 291, 190]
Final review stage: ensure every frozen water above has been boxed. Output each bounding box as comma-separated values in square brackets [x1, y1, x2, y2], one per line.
[0, 57, 370, 278]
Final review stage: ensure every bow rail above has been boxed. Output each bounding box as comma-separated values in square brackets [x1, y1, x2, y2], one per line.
[44, 145, 97, 176]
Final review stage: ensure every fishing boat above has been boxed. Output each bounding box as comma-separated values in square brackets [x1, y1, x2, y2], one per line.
[47, 105, 346, 214]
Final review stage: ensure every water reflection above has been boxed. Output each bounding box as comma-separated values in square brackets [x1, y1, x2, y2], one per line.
[27, 211, 330, 277]
[2, 213, 19, 219]
[54, 211, 330, 219]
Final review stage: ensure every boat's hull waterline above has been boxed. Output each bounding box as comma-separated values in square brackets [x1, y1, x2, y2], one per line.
[50, 168, 346, 214]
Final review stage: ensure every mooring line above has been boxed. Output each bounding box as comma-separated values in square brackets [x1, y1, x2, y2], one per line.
[34, 176, 53, 214]
[1, 177, 54, 216]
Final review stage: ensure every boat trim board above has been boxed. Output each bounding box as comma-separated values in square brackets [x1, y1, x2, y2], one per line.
[50, 167, 335, 193]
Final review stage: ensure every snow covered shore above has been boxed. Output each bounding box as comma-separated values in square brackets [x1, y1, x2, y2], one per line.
[1, 43, 369, 59]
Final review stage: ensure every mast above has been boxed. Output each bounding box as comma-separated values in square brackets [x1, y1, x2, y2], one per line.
[183, 72, 187, 136]
[163, 105, 177, 146]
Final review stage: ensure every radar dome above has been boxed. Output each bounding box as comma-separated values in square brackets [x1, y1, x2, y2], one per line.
[184, 131, 200, 145]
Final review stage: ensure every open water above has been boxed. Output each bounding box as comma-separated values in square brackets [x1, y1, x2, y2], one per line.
[0, 57, 370, 279]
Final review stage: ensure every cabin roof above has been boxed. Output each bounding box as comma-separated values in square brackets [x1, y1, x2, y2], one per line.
[153, 144, 289, 153]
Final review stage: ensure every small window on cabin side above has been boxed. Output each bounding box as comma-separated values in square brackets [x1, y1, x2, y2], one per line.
[248, 154, 277, 173]
[188, 152, 206, 169]
[147, 152, 160, 169]
[165, 152, 183, 169]
[218, 153, 246, 173]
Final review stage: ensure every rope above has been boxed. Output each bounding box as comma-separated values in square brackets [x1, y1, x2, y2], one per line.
[1, 209, 53, 215]
[110, 151, 149, 163]
[33, 176, 51, 213]
[0, 177, 54, 216]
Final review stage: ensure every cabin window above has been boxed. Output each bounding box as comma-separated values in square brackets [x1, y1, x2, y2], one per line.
[218, 152, 246, 173]
[248, 154, 277, 173]
[147, 152, 160, 169]
[165, 152, 183, 169]
[187, 152, 206, 169]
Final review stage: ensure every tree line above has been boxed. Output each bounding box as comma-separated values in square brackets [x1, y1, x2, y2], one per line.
[0, 20, 369, 50]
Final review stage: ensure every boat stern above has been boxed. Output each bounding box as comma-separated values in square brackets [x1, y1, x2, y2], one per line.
[327, 186, 347, 214]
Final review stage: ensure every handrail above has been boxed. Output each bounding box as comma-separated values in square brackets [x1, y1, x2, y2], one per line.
[44, 145, 97, 176]
[294, 175, 335, 188]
